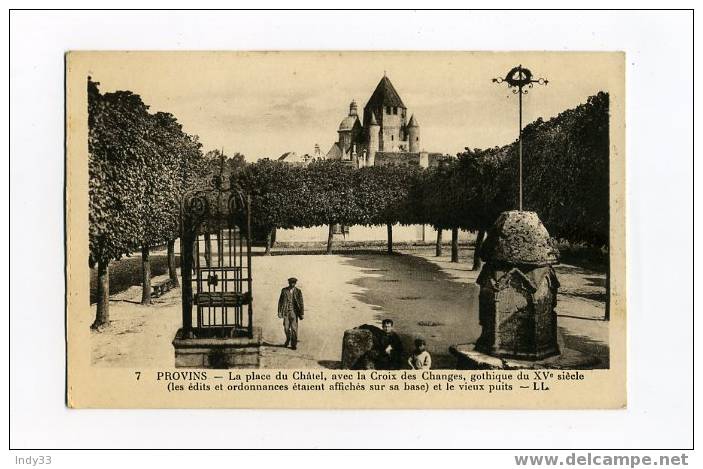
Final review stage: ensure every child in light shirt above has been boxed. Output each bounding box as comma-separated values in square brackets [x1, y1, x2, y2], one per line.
[408, 338, 431, 369]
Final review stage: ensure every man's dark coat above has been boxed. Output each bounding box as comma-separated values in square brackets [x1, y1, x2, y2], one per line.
[278, 287, 305, 319]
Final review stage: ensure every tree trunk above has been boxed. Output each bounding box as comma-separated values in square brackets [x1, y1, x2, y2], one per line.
[167, 239, 179, 287]
[204, 233, 212, 268]
[472, 229, 485, 271]
[326, 224, 334, 254]
[386, 223, 393, 255]
[451, 227, 459, 263]
[91, 258, 110, 329]
[264, 229, 273, 255]
[141, 245, 152, 305]
[435, 229, 443, 257]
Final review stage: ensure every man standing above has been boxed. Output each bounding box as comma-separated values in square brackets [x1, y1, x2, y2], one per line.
[277, 277, 304, 350]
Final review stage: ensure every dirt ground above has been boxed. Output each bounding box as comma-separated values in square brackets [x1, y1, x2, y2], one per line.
[400, 248, 610, 368]
[91, 247, 608, 369]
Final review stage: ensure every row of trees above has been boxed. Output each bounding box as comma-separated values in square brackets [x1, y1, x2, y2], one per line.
[237, 91, 609, 265]
[88, 78, 206, 328]
[237, 160, 416, 254]
[234, 155, 505, 264]
[89, 81, 609, 328]
[431, 91, 610, 251]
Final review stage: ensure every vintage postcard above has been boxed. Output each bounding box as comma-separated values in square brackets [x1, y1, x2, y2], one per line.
[66, 51, 625, 408]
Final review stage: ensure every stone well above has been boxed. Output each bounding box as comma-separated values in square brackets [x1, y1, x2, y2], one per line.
[474, 210, 561, 360]
[173, 327, 262, 369]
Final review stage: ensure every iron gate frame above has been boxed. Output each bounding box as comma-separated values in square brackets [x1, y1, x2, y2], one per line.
[180, 174, 254, 339]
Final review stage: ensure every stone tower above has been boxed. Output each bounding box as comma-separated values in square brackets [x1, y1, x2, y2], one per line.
[349, 99, 358, 117]
[328, 75, 425, 166]
[337, 100, 360, 158]
[407, 114, 420, 153]
[367, 112, 380, 167]
[363, 75, 407, 152]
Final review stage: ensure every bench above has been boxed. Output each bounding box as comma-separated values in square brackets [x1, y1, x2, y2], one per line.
[152, 278, 178, 298]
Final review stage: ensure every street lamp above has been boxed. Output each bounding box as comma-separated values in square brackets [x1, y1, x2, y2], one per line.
[493, 65, 548, 211]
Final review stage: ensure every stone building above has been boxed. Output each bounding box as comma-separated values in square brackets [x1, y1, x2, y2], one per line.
[276, 74, 463, 244]
[326, 75, 447, 169]
[278, 144, 324, 166]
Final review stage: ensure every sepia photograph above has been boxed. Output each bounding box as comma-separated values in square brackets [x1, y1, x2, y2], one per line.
[60, 49, 629, 410]
[74, 51, 620, 373]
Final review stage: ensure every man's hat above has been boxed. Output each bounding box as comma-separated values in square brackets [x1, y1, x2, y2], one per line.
[288, 277, 298, 283]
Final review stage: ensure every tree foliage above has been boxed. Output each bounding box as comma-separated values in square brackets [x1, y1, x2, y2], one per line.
[522, 91, 610, 246]
[90, 85, 610, 302]
[88, 77, 205, 320]
[361, 165, 420, 227]
[230, 90, 609, 252]
[89, 80, 150, 268]
[454, 91, 610, 246]
[89, 77, 205, 268]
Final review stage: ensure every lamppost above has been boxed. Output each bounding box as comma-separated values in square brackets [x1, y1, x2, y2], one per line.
[493, 65, 548, 211]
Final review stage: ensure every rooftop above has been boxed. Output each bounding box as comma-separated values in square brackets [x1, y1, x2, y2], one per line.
[364, 75, 406, 110]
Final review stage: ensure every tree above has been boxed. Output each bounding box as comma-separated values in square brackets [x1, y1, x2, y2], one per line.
[89, 77, 205, 323]
[420, 160, 466, 262]
[303, 160, 358, 254]
[454, 93, 610, 315]
[520, 92, 610, 247]
[138, 112, 171, 304]
[88, 78, 150, 327]
[452, 148, 514, 269]
[435, 230, 443, 257]
[357, 165, 419, 254]
[135, 108, 205, 304]
[239, 159, 304, 254]
[520, 92, 610, 319]
[149, 112, 204, 289]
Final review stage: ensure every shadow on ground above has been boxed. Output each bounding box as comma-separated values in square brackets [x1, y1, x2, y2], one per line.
[554, 264, 608, 305]
[341, 252, 481, 369]
[561, 291, 607, 303]
[559, 326, 610, 369]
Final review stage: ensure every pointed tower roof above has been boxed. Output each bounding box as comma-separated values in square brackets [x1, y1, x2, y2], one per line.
[407, 114, 419, 127]
[369, 112, 379, 126]
[365, 75, 406, 110]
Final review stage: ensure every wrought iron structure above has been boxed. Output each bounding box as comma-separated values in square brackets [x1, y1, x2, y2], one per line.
[492, 65, 548, 211]
[180, 173, 254, 339]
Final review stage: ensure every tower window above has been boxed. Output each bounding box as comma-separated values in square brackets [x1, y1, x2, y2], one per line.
[386, 106, 391, 114]
[391, 135, 394, 141]
[416, 137, 419, 141]
[393, 107, 398, 115]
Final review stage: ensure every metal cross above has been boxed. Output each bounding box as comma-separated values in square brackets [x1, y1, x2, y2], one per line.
[207, 274, 219, 287]
[493, 65, 548, 211]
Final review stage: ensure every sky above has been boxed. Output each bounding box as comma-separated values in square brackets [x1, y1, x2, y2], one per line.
[83, 51, 623, 161]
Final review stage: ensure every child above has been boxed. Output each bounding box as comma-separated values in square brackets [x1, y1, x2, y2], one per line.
[379, 318, 403, 370]
[408, 338, 432, 370]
